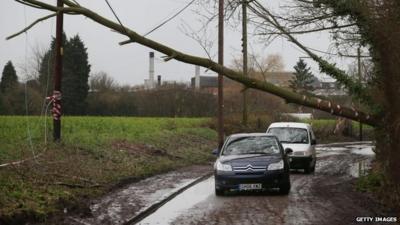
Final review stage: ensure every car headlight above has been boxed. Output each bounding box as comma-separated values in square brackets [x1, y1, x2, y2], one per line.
[268, 160, 284, 170]
[214, 161, 232, 171]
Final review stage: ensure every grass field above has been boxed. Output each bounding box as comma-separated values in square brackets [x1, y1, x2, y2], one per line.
[0, 116, 217, 223]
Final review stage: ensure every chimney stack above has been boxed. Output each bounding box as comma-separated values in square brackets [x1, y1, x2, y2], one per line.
[149, 52, 155, 89]
[157, 75, 161, 86]
[195, 65, 200, 90]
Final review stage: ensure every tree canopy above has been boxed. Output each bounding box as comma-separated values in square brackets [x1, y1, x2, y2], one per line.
[38, 33, 90, 115]
[62, 35, 91, 115]
[0, 61, 18, 93]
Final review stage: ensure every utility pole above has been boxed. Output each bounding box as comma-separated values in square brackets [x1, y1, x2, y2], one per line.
[357, 47, 363, 141]
[242, 0, 248, 126]
[53, 0, 64, 141]
[218, 0, 224, 149]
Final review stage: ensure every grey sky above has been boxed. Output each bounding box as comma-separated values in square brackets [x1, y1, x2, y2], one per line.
[0, 0, 347, 86]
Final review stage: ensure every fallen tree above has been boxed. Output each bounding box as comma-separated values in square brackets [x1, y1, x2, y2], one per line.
[9, 0, 378, 127]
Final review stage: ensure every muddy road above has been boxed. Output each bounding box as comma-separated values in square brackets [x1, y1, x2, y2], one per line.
[65, 142, 395, 225]
[139, 142, 393, 225]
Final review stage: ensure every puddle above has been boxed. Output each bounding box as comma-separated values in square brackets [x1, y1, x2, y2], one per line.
[348, 145, 375, 156]
[317, 147, 348, 152]
[138, 177, 214, 225]
[65, 166, 212, 225]
[317, 143, 375, 157]
[348, 159, 371, 178]
[317, 147, 349, 157]
[317, 141, 373, 147]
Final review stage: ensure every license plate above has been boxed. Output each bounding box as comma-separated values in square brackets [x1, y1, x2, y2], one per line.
[239, 183, 262, 190]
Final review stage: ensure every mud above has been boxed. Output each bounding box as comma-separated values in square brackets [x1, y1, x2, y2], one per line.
[147, 143, 395, 225]
[54, 143, 395, 225]
[61, 165, 212, 225]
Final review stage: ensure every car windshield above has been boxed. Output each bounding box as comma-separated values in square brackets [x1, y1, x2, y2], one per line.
[268, 127, 309, 144]
[222, 136, 280, 156]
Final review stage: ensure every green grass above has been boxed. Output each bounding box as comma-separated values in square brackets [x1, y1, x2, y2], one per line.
[0, 116, 216, 223]
[356, 171, 384, 193]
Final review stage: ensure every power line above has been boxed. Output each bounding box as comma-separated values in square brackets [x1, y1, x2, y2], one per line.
[23, 4, 37, 161]
[104, 0, 129, 34]
[297, 43, 371, 58]
[104, 0, 197, 38]
[143, 0, 196, 37]
[291, 42, 370, 59]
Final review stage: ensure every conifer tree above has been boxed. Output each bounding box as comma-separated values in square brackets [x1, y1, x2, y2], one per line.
[289, 59, 316, 93]
[0, 61, 18, 93]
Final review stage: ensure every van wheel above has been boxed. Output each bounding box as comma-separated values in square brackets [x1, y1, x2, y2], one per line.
[304, 166, 311, 174]
[279, 181, 291, 195]
[215, 188, 225, 196]
[305, 159, 316, 174]
[310, 161, 316, 173]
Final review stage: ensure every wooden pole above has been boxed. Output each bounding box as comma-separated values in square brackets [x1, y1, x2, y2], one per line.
[242, 0, 248, 126]
[358, 47, 363, 141]
[53, 0, 63, 141]
[218, 0, 224, 149]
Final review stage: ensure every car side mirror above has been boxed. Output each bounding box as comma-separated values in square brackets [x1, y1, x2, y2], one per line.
[285, 148, 293, 155]
[311, 139, 317, 145]
[212, 148, 219, 155]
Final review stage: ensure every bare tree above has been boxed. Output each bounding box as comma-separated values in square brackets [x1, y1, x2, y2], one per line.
[231, 53, 285, 82]
[89, 71, 116, 92]
[16, 43, 47, 82]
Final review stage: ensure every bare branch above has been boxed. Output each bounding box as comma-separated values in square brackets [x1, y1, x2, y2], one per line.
[6, 13, 57, 40]
[179, 20, 216, 60]
[248, 1, 374, 106]
[15, 0, 44, 9]
[0, 153, 43, 168]
[256, 23, 357, 35]
[119, 39, 134, 45]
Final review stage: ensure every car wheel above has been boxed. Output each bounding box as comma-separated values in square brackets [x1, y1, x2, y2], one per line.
[304, 166, 311, 174]
[215, 188, 225, 196]
[279, 181, 291, 195]
[310, 160, 316, 173]
[305, 159, 315, 174]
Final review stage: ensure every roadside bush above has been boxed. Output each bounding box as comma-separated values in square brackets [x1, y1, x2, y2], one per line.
[0, 84, 42, 115]
[208, 113, 273, 136]
[356, 170, 384, 193]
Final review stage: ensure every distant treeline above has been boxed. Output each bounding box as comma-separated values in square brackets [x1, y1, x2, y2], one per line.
[0, 75, 217, 117]
[86, 77, 217, 117]
[0, 33, 217, 117]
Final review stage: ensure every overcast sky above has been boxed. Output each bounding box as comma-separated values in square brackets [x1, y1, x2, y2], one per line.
[0, 0, 349, 86]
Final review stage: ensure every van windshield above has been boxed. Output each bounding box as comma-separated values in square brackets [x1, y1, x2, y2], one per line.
[268, 127, 309, 144]
[222, 136, 280, 156]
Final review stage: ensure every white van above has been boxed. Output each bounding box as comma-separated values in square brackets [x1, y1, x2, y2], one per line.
[266, 122, 316, 173]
